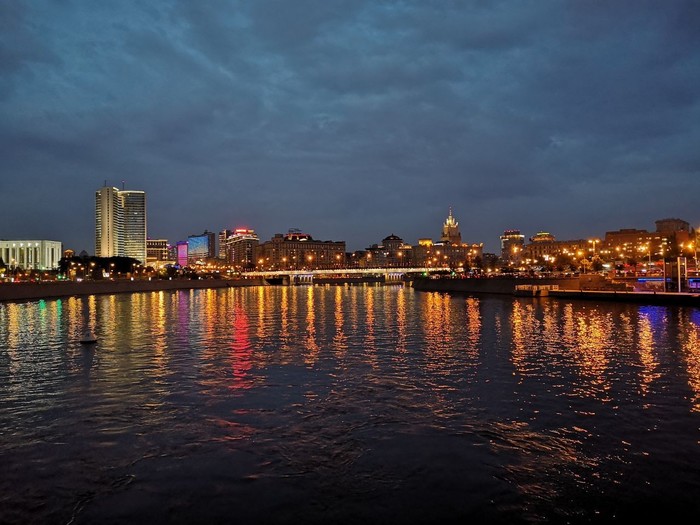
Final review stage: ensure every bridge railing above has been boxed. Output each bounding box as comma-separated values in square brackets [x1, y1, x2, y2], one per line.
[243, 267, 441, 278]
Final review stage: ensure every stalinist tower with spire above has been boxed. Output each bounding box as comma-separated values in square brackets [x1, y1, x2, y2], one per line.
[440, 208, 462, 245]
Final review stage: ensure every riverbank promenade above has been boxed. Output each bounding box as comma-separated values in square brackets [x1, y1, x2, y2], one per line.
[412, 276, 700, 307]
[0, 278, 265, 303]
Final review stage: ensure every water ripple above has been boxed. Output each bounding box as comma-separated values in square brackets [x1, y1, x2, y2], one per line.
[2, 288, 700, 523]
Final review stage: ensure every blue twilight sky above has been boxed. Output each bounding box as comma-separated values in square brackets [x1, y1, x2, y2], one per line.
[1, 0, 699, 254]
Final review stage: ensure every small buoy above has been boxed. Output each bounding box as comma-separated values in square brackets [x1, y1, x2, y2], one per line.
[80, 330, 97, 344]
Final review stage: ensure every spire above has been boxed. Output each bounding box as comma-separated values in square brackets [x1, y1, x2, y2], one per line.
[444, 207, 457, 228]
[441, 206, 461, 244]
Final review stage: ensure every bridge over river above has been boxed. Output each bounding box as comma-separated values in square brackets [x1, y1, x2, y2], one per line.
[244, 267, 443, 284]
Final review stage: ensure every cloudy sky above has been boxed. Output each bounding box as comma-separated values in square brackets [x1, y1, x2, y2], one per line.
[1, 0, 699, 253]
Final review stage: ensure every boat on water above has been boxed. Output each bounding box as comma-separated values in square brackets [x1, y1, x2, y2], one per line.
[80, 330, 97, 344]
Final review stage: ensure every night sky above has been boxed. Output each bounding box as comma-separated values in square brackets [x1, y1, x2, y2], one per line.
[2, 1, 699, 254]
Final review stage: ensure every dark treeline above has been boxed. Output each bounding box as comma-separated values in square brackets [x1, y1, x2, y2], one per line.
[58, 256, 143, 279]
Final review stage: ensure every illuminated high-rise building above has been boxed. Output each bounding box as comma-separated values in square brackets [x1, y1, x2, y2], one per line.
[95, 186, 124, 258]
[440, 208, 462, 245]
[121, 190, 146, 263]
[223, 228, 259, 269]
[500, 230, 525, 265]
[176, 241, 188, 267]
[187, 230, 216, 265]
[95, 185, 147, 262]
[218, 229, 232, 259]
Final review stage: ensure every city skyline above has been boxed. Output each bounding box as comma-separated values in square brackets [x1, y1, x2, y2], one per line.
[2, 2, 699, 253]
[1, 187, 697, 260]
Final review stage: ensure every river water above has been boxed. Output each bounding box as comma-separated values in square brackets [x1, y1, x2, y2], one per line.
[1, 285, 700, 524]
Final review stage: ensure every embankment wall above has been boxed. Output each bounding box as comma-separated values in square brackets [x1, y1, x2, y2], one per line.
[0, 278, 266, 303]
[412, 276, 581, 295]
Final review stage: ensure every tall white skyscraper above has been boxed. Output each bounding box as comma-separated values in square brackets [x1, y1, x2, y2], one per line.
[95, 186, 124, 258]
[95, 186, 147, 263]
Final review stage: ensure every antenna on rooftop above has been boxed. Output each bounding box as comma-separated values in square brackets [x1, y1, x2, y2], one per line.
[121, 180, 125, 190]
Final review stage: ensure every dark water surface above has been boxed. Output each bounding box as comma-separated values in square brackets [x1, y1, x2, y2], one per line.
[2, 286, 700, 524]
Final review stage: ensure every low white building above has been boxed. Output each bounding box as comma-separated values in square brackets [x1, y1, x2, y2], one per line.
[0, 240, 63, 270]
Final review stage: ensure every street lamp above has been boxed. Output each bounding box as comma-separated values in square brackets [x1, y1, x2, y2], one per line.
[588, 239, 600, 257]
[644, 243, 652, 267]
[682, 241, 698, 276]
[511, 245, 520, 266]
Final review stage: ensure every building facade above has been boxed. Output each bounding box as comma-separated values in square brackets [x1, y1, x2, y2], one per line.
[603, 228, 669, 263]
[500, 230, 525, 266]
[0, 240, 63, 270]
[187, 230, 216, 264]
[95, 186, 146, 262]
[362, 234, 412, 267]
[440, 208, 462, 245]
[256, 230, 346, 270]
[222, 229, 259, 270]
[95, 186, 124, 258]
[146, 239, 170, 266]
[655, 218, 691, 233]
[121, 191, 147, 263]
[603, 219, 695, 263]
[175, 241, 188, 267]
[520, 232, 589, 267]
[411, 240, 482, 269]
[218, 229, 232, 260]
[408, 210, 483, 269]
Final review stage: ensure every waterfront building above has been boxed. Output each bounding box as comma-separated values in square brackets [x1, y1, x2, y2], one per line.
[95, 186, 124, 258]
[187, 230, 216, 265]
[411, 240, 482, 269]
[363, 234, 411, 267]
[520, 232, 589, 267]
[602, 228, 661, 263]
[175, 241, 188, 267]
[440, 208, 462, 245]
[500, 230, 525, 266]
[95, 185, 146, 263]
[218, 229, 232, 260]
[410, 210, 483, 269]
[656, 218, 691, 234]
[256, 230, 345, 270]
[655, 218, 695, 254]
[530, 231, 556, 243]
[121, 191, 147, 263]
[0, 240, 63, 270]
[603, 219, 696, 264]
[222, 228, 259, 270]
[382, 234, 404, 255]
[146, 239, 170, 266]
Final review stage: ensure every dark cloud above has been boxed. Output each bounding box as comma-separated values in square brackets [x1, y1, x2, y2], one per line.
[1, 0, 698, 253]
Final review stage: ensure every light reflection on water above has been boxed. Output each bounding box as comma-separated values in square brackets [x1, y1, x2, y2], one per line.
[1, 287, 700, 523]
